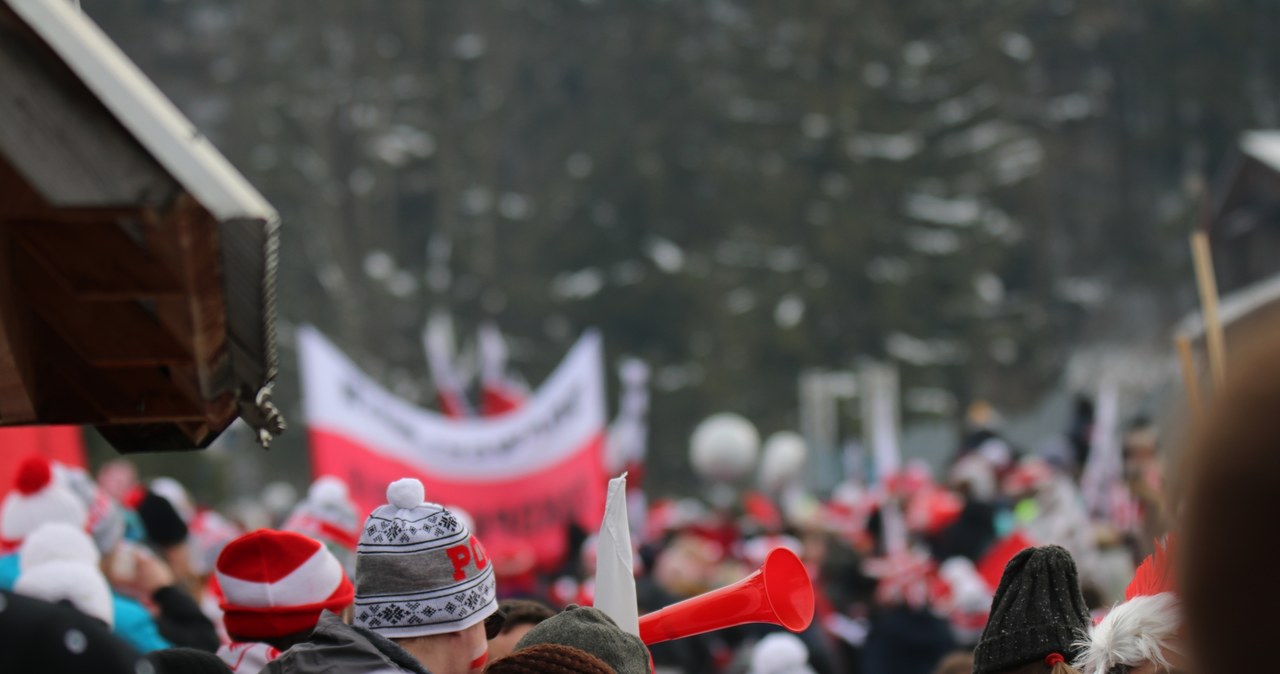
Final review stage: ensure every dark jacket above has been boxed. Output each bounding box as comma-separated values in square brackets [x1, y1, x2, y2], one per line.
[263, 612, 430, 674]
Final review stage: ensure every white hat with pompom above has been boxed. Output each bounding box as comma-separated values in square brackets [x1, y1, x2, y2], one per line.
[353, 477, 497, 639]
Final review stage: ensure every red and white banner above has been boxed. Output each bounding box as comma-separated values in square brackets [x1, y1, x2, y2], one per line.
[299, 327, 607, 571]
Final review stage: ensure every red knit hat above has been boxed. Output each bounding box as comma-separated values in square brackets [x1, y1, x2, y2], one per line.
[216, 530, 354, 640]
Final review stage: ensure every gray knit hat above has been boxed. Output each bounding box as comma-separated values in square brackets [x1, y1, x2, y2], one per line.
[515, 605, 649, 674]
[353, 478, 497, 638]
[973, 545, 1091, 674]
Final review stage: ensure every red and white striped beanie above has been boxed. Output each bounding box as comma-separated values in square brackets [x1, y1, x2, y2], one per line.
[215, 530, 354, 640]
[1, 456, 88, 549]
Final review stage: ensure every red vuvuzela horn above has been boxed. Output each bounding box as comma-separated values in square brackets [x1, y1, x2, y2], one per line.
[639, 547, 815, 645]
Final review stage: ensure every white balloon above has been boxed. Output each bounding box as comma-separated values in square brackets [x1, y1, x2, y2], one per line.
[690, 413, 760, 481]
[759, 431, 808, 491]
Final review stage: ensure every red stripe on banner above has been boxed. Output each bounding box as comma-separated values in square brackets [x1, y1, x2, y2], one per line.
[0, 426, 86, 501]
[309, 428, 606, 572]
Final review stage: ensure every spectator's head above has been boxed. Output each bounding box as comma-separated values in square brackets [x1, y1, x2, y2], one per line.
[189, 511, 242, 581]
[487, 643, 617, 673]
[973, 546, 1090, 674]
[515, 605, 649, 674]
[15, 523, 113, 628]
[1181, 326, 1280, 672]
[136, 489, 189, 549]
[489, 599, 556, 661]
[216, 529, 354, 650]
[0, 590, 142, 674]
[53, 464, 127, 558]
[1074, 592, 1183, 674]
[354, 478, 497, 674]
[1, 456, 87, 549]
[283, 476, 361, 577]
[749, 632, 815, 674]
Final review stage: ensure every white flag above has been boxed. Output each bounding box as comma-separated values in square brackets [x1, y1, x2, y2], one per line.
[593, 473, 639, 636]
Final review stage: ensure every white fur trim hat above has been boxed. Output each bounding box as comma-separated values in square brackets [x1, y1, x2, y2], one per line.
[1074, 593, 1181, 674]
[1, 457, 88, 547]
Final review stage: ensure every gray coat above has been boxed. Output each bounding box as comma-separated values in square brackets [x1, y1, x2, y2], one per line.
[263, 612, 430, 674]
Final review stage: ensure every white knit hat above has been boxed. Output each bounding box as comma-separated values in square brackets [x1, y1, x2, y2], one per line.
[19, 522, 100, 571]
[1, 456, 88, 547]
[16, 559, 115, 628]
[354, 478, 497, 638]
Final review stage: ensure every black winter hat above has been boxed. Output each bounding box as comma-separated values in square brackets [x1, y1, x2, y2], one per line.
[972, 545, 1090, 674]
[137, 490, 189, 547]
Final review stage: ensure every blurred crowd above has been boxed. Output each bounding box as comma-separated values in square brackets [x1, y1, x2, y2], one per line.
[10, 333, 1280, 674]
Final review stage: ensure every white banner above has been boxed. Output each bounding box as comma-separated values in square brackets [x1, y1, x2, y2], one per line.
[299, 326, 606, 480]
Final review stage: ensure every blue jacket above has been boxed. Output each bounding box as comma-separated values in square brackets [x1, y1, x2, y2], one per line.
[0, 552, 171, 652]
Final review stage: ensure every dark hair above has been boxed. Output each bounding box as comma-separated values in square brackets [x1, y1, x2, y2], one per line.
[498, 599, 556, 633]
[1181, 321, 1280, 673]
[487, 644, 617, 674]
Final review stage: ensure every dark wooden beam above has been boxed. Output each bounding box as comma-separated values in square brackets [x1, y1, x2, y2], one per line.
[23, 311, 205, 425]
[14, 250, 193, 367]
[0, 229, 36, 423]
[9, 220, 184, 300]
[147, 195, 232, 402]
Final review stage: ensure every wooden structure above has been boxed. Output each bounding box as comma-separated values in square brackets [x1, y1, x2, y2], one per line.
[0, 0, 282, 451]
[1178, 131, 1280, 345]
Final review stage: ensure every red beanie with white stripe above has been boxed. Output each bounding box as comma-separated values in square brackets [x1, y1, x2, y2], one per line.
[216, 530, 354, 640]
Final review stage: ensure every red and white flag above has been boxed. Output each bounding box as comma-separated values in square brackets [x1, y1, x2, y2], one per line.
[300, 327, 608, 571]
[423, 310, 474, 419]
[478, 322, 526, 417]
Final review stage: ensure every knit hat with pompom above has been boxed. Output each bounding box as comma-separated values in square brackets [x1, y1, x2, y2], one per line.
[1, 456, 87, 548]
[352, 478, 497, 639]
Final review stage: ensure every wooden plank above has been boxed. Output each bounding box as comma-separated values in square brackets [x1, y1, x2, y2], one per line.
[14, 251, 192, 367]
[0, 230, 37, 423]
[9, 221, 183, 300]
[146, 195, 232, 401]
[19, 311, 205, 425]
[0, 15, 177, 208]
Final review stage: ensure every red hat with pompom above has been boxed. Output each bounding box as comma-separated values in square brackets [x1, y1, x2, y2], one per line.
[1, 456, 88, 548]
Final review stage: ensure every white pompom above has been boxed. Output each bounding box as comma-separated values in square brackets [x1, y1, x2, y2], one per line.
[309, 476, 350, 505]
[386, 478, 425, 510]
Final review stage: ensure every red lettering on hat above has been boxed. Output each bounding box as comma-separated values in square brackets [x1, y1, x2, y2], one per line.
[447, 544, 472, 580]
[470, 536, 489, 571]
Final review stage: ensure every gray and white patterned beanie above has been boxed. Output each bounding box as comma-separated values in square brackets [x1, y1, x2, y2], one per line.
[353, 478, 498, 638]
